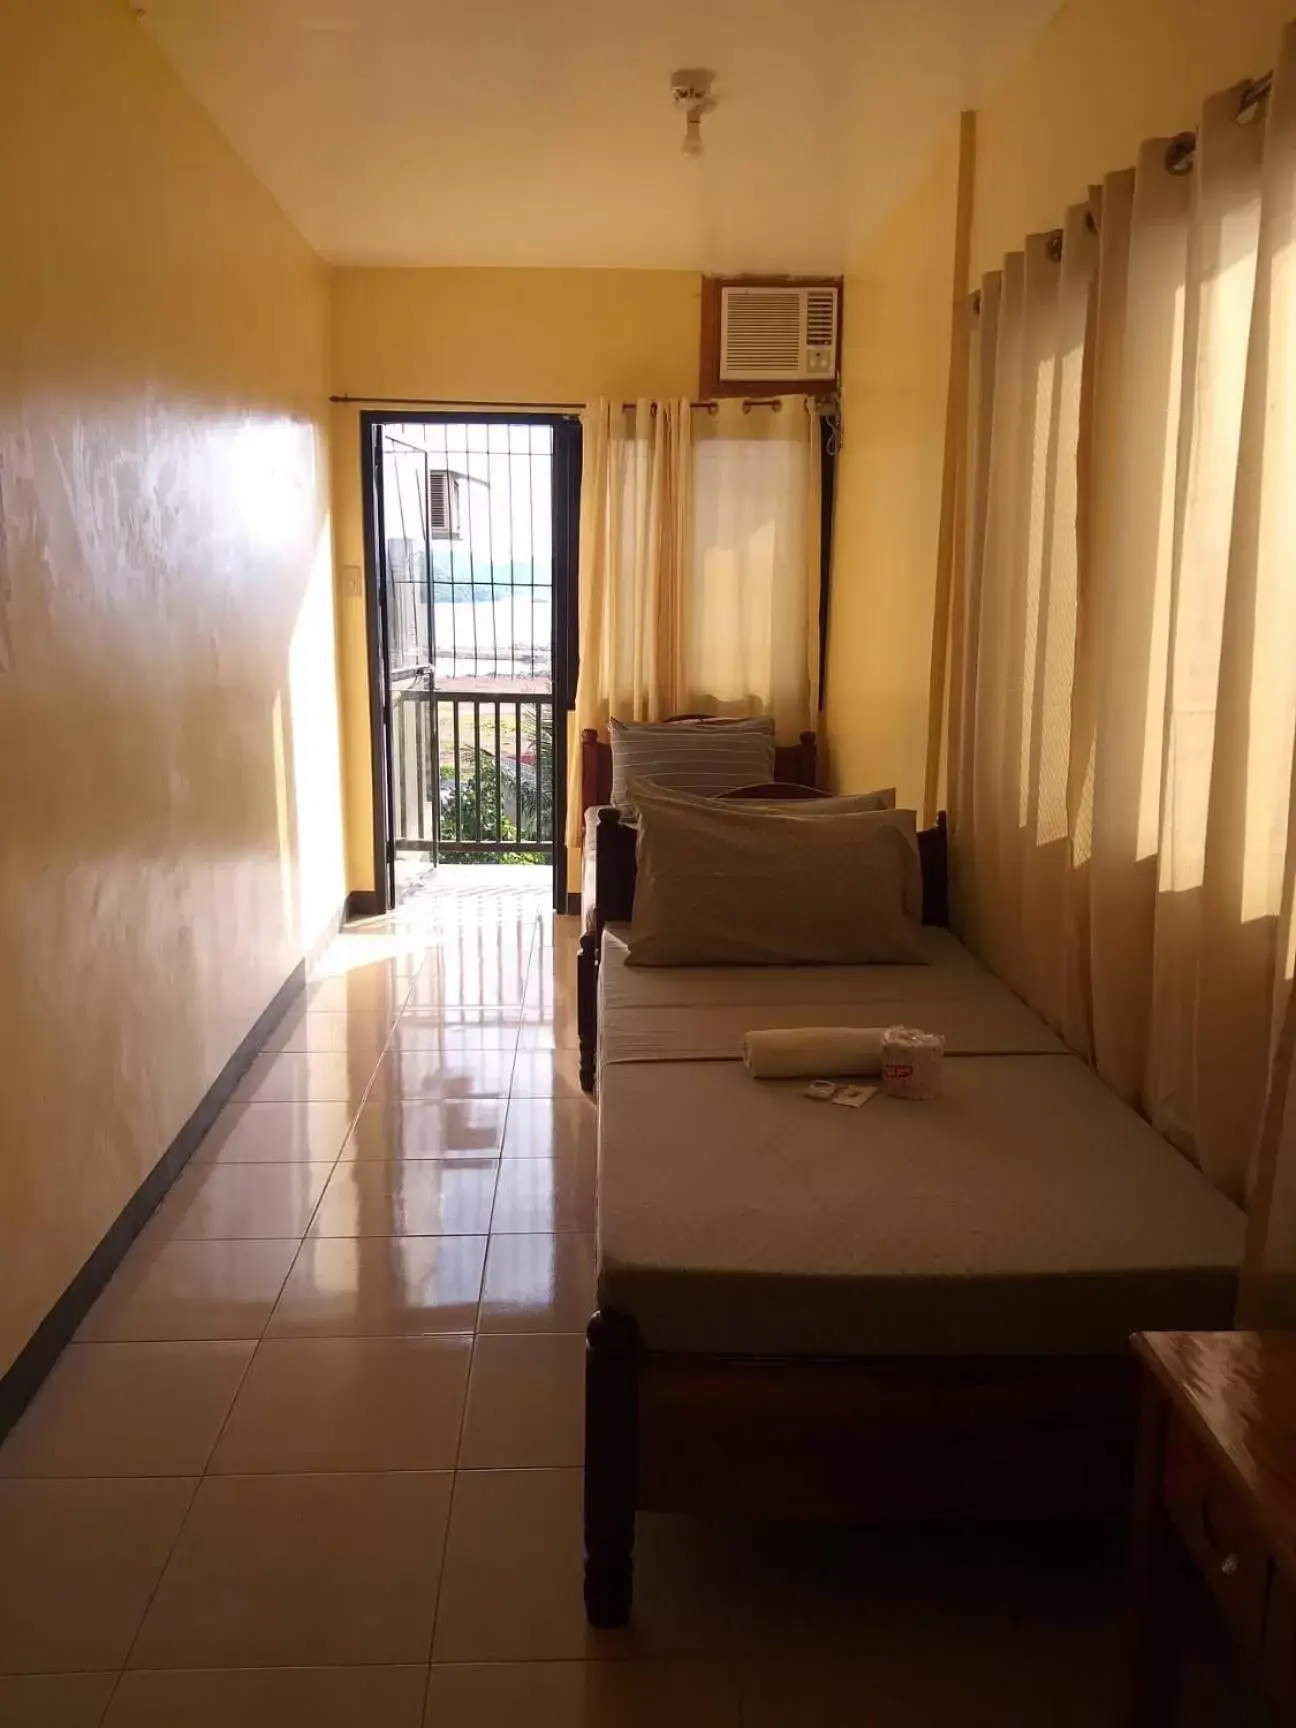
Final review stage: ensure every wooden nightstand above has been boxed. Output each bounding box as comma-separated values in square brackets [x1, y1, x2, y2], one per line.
[1124, 1331, 1296, 1725]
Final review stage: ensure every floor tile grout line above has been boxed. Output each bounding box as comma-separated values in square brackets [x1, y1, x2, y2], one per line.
[66, 903, 559, 1708]
[103, 1468, 205, 1705]
[416, 1069, 524, 1707]
[0, 1320, 597, 1462]
[294, 1136, 349, 1244]
[187, 1360, 258, 1485]
[94, 1672, 118, 1727]
[99, 1083, 348, 1684]
[423, 1029, 533, 1695]
[481, 1117, 508, 1240]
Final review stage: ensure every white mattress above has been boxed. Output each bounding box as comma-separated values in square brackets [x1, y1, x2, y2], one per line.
[601, 923, 985, 1010]
[597, 1054, 1244, 1357]
[598, 924, 1066, 1065]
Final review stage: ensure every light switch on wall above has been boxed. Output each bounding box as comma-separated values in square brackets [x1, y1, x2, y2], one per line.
[343, 564, 363, 599]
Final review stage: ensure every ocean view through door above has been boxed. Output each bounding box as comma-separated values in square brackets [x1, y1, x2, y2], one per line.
[369, 415, 579, 912]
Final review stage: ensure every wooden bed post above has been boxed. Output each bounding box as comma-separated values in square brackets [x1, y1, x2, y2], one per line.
[584, 1309, 639, 1628]
[580, 727, 603, 814]
[1119, 1373, 1191, 1728]
[577, 931, 598, 1094]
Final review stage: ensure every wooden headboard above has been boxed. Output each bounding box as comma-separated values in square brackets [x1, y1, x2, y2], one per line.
[580, 725, 818, 818]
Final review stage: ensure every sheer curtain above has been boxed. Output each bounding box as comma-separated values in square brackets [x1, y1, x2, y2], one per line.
[947, 23, 1296, 1286]
[687, 399, 822, 736]
[567, 395, 822, 849]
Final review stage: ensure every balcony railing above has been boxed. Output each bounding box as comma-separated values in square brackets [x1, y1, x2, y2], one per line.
[392, 686, 554, 863]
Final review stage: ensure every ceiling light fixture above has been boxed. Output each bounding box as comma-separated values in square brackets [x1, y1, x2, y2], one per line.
[671, 68, 716, 159]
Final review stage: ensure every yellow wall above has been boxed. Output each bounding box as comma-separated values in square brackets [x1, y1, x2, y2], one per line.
[330, 267, 700, 891]
[0, 0, 344, 1374]
[823, 125, 963, 806]
[972, 0, 1294, 277]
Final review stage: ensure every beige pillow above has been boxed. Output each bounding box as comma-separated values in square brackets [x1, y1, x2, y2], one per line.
[627, 791, 926, 967]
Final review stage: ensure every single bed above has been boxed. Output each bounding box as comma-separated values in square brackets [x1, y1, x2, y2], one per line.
[583, 933, 1246, 1628]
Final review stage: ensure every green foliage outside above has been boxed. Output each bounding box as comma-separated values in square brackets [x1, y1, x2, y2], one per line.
[437, 731, 554, 865]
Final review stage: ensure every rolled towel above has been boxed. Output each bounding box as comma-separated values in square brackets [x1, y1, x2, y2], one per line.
[742, 1027, 887, 1080]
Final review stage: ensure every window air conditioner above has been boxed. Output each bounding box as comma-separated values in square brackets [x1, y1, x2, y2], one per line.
[425, 469, 460, 540]
[718, 283, 840, 384]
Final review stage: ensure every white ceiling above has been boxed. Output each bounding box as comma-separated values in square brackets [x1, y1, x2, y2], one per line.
[135, 0, 1060, 272]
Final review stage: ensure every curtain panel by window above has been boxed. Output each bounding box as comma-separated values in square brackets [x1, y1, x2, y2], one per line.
[945, 23, 1296, 1311]
[567, 396, 822, 849]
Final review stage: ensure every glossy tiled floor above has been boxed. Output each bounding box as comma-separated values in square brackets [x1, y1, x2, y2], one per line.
[0, 871, 1263, 1725]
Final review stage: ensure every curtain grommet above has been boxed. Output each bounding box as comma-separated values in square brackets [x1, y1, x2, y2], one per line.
[1238, 73, 1272, 125]
[1165, 132, 1197, 175]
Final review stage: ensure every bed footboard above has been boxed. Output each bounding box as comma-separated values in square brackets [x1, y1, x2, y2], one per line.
[582, 1310, 1137, 1628]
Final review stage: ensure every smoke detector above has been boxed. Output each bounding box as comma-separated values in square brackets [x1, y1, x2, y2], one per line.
[671, 68, 716, 158]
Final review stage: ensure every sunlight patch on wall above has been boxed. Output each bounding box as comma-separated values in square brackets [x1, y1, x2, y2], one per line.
[288, 511, 347, 946]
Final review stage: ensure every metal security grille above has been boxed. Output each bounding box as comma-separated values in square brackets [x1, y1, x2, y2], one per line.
[384, 422, 552, 685]
[381, 421, 555, 870]
[392, 695, 553, 857]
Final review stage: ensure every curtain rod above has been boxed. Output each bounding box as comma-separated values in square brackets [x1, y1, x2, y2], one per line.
[967, 66, 1276, 309]
[329, 393, 805, 412]
[636, 398, 793, 415]
[330, 395, 582, 410]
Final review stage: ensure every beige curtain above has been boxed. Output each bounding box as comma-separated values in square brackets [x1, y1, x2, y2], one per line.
[948, 24, 1296, 1261]
[1236, 28, 1296, 1318]
[687, 399, 823, 737]
[567, 395, 822, 849]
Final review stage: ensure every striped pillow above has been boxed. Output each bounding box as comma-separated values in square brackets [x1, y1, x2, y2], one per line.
[609, 717, 777, 810]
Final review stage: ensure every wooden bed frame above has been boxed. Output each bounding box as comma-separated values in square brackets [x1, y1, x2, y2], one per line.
[584, 1314, 1137, 1626]
[576, 795, 1137, 1628]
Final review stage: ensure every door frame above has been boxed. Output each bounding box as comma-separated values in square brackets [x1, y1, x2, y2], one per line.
[359, 410, 581, 915]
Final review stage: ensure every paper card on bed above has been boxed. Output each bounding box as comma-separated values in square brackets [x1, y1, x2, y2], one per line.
[804, 1080, 838, 1102]
[831, 1085, 877, 1108]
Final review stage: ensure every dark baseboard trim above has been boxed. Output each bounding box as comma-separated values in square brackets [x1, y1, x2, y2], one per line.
[0, 901, 345, 1445]
[565, 892, 582, 917]
[345, 888, 385, 921]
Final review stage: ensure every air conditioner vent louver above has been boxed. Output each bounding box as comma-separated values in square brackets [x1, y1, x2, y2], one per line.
[717, 283, 840, 384]
[425, 470, 458, 539]
[724, 291, 802, 372]
[805, 288, 836, 346]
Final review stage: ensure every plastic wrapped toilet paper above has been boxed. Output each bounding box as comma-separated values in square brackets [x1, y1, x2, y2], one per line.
[881, 1025, 945, 1100]
[742, 1027, 886, 1080]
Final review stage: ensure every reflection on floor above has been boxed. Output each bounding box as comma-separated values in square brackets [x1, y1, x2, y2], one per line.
[394, 860, 551, 911]
[0, 883, 1267, 1724]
